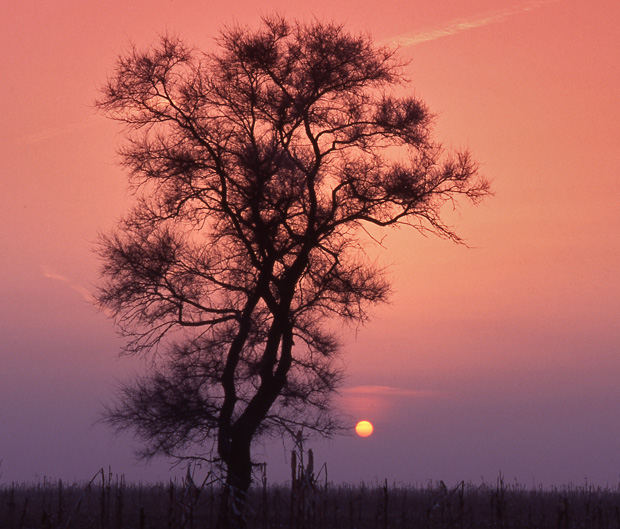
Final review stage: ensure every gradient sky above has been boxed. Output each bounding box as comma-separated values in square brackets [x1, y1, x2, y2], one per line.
[2, 0, 620, 487]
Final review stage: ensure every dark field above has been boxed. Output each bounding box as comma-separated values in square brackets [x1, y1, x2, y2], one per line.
[2, 470, 620, 529]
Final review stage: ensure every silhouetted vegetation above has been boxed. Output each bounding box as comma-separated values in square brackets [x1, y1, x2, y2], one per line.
[2, 468, 620, 529]
[96, 15, 489, 526]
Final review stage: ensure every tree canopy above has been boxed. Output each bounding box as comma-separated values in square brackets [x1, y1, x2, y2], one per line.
[96, 16, 489, 526]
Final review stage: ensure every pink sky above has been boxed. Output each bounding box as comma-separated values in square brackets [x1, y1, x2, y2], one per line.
[2, 0, 620, 486]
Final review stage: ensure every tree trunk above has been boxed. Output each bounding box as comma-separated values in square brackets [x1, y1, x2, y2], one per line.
[218, 437, 253, 529]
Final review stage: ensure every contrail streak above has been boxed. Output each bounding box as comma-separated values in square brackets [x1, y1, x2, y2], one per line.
[41, 265, 96, 304]
[391, 0, 559, 47]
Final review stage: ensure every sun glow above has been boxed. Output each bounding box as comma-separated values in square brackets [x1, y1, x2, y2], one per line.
[355, 420, 374, 437]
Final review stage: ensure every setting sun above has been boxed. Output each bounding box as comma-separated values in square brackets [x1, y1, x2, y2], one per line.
[355, 420, 374, 437]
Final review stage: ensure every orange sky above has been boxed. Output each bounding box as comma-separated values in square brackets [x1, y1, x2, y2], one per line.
[2, 0, 619, 486]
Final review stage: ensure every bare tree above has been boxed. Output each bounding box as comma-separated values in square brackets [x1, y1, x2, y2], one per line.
[96, 16, 489, 528]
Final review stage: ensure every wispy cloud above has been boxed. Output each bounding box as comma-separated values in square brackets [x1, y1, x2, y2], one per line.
[342, 385, 431, 398]
[391, 0, 559, 47]
[41, 266, 95, 304]
[7, 118, 100, 147]
[339, 385, 438, 419]
[41, 268, 70, 283]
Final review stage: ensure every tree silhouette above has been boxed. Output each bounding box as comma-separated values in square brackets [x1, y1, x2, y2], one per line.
[96, 16, 490, 528]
